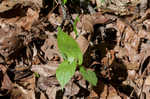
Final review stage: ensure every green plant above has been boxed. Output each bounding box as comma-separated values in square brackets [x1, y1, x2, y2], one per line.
[56, 27, 98, 89]
[34, 72, 40, 78]
[100, 0, 105, 3]
[73, 16, 80, 37]
[62, 0, 67, 5]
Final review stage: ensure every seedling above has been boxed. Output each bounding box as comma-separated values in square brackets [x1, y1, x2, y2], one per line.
[34, 72, 40, 78]
[56, 27, 98, 89]
[63, 0, 67, 5]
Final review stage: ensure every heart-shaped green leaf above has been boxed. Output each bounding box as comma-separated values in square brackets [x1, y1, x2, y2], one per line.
[79, 66, 98, 86]
[56, 61, 76, 89]
[57, 27, 83, 65]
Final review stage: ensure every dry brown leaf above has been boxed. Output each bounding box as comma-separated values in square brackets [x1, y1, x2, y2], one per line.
[92, 12, 109, 25]
[18, 75, 35, 90]
[0, 64, 12, 96]
[11, 83, 35, 99]
[128, 70, 137, 80]
[143, 19, 150, 32]
[74, 13, 109, 54]
[41, 32, 62, 61]
[139, 0, 148, 16]
[11, 75, 35, 99]
[81, 15, 94, 33]
[76, 35, 89, 54]
[97, 0, 140, 16]
[17, 8, 39, 30]
[0, 23, 19, 48]
[107, 86, 121, 99]
[48, 13, 63, 27]
[31, 62, 59, 77]
[0, 8, 39, 30]
[124, 26, 136, 43]
[142, 77, 150, 99]
[145, 76, 150, 85]
[0, 0, 42, 13]
[97, 84, 121, 99]
[138, 29, 150, 38]
[80, 13, 108, 34]
[40, 92, 47, 99]
[99, 84, 108, 99]
[116, 19, 126, 35]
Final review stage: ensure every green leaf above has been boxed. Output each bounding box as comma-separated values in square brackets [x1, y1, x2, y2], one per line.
[34, 72, 40, 78]
[57, 27, 83, 65]
[63, 0, 67, 5]
[79, 66, 98, 86]
[56, 61, 76, 89]
[73, 16, 79, 37]
[100, 0, 105, 3]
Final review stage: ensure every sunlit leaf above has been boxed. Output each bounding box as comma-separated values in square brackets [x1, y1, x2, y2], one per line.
[73, 16, 79, 37]
[63, 0, 67, 4]
[56, 61, 76, 89]
[57, 27, 83, 65]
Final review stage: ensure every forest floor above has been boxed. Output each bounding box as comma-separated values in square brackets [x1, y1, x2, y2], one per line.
[0, 0, 150, 99]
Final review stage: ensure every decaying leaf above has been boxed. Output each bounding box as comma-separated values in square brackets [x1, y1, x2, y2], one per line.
[31, 62, 59, 77]
[0, 0, 43, 13]
[0, 64, 12, 96]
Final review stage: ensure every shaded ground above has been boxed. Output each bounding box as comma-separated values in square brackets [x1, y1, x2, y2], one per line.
[0, 0, 150, 99]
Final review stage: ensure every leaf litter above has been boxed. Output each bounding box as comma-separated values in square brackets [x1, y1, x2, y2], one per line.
[0, 0, 150, 98]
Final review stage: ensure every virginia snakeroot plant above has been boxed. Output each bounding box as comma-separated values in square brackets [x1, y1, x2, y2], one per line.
[56, 27, 98, 89]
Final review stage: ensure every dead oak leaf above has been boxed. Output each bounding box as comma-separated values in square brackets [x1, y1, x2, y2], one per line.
[0, 64, 12, 96]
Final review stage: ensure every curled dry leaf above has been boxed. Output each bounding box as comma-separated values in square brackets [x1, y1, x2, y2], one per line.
[96, 0, 140, 16]
[74, 12, 109, 54]
[143, 19, 150, 32]
[92, 12, 109, 25]
[31, 62, 59, 77]
[138, 29, 150, 39]
[81, 15, 94, 34]
[107, 86, 121, 99]
[115, 19, 142, 70]
[145, 76, 150, 85]
[142, 75, 150, 99]
[116, 19, 126, 36]
[97, 84, 122, 99]
[0, 0, 43, 13]
[46, 77, 87, 99]
[1, 8, 39, 30]
[127, 70, 137, 80]
[11, 75, 36, 99]
[41, 32, 62, 61]
[80, 12, 109, 34]
[124, 25, 136, 44]
[17, 8, 39, 30]
[37, 76, 79, 99]
[0, 23, 21, 59]
[139, 0, 148, 15]
[11, 83, 35, 99]
[40, 91, 47, 99]
[48, 13, 63, 27]
[0, 0, 23, 13]
[76, 35, 89, 54]
[0, 64, 12, 96]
